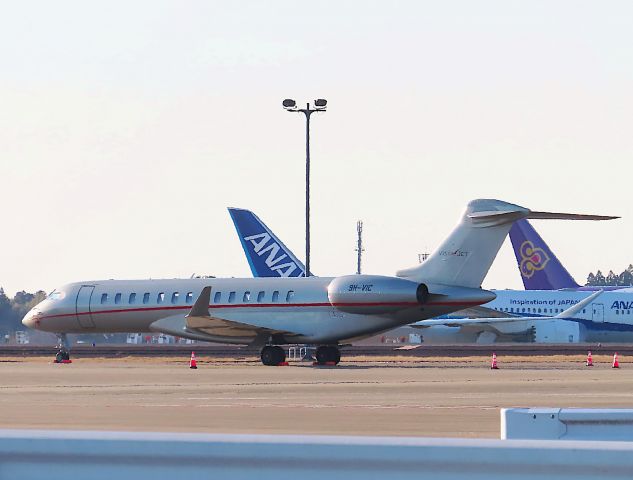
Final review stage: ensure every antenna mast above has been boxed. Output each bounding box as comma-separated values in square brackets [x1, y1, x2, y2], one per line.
[355, 220, 364, 274]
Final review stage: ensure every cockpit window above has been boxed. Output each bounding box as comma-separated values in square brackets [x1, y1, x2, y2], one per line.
[47, 290, 64, 300]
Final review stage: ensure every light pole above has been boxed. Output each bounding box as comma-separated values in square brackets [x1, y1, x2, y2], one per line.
[282, 98, 327, 277]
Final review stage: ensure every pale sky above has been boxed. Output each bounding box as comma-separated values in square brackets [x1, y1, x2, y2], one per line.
[1, 1, 632, 296]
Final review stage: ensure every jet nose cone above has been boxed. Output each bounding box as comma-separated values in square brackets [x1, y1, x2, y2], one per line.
[22, 309, 39, 329]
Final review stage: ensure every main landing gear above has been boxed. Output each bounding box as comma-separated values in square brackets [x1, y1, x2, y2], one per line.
[315, 345, 340, 366]
[260, 345, 286, 366]
[259, 345, 341, 366]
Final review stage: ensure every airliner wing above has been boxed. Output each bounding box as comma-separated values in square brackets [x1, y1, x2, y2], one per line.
[185, 286, 297, 340]
[413, 290, 602, 328]
[451, 305, 514, 319]
[150, 287, 298, 344]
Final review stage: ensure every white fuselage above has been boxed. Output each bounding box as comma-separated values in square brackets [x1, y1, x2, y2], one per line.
[23, 277, 489, 345]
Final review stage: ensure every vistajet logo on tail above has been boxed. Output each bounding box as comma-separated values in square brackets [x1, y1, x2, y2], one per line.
[519, 240, 550, 278]
[244, 233, 303, 277]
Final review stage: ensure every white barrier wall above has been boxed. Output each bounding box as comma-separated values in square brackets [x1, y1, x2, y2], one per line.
[502, 408, 633, 440]
[2, 429, 633, 480]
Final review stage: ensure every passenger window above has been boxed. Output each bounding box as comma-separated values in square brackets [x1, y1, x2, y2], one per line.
[616, 310, 620, 315]
[101, 293, 108, 304]
[257, 291, 265, 302]
[583, 309, 586, 314]
[115, 293, 122, 304]
[243, 291, 251, 302]
[129, 293, 136, 304]
[143, 293, 150, 304]
[157, 292, 165, 304]
[272, 291, 279, 302]
[213, 292, 221, 303]
[171, 292, 179, 304]
[228, 292, 236, 303]
[538, 308, 541, 313]
[186, 292, 193, 304]
[286, 290, 295, 302]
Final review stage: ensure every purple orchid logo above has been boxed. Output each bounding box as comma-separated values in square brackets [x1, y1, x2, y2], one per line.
[519, 240, 550, 278]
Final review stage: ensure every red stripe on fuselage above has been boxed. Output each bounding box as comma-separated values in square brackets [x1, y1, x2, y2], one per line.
[36, 300, 484, 321]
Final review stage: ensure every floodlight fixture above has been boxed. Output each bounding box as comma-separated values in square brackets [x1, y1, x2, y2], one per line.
[282, 98, 296, 109]
[314, 98, 327, 108]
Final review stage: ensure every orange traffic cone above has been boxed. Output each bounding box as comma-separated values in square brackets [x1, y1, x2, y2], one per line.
[586, 351, 593, 367]
[612, 352, 620, 369]
[491, 352, 499, 370]
[189, 351, 198, 369]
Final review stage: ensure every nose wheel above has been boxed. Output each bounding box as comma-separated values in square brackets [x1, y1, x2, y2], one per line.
[260, 346, 286, 366]
[315, 345, 341, 365]
[55, 349, 71, 363]
[54, 334, 72, 364]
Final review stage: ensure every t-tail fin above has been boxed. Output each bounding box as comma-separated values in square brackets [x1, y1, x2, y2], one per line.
[509, 219, 580, 290]
[396, 199, 617, 289]
[228, 208, 307, 278]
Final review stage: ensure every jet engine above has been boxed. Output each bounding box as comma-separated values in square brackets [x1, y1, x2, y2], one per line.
[327, 275, 428, 314]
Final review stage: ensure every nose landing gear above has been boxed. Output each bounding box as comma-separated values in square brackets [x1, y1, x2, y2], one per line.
[54, 334, 72, 364]
[260, 345, 286, 366]
[55, 349, 71, 363]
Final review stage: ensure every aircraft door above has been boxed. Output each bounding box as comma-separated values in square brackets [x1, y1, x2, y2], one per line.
[76, 286, 96, 328]
[591, 303, 604, 323]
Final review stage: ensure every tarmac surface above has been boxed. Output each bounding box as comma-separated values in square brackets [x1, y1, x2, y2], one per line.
[2, 355, 633, 438]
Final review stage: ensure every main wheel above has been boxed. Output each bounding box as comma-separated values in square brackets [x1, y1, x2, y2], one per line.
[315, 346, 340, 365]
[330, 347, 341, 365]
[272, 346, 286, 364]
[260, 346, 286, 366]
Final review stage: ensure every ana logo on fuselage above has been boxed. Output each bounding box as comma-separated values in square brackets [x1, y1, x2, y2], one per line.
[611, 301, 633, 310]
[243, 233, 303, 277]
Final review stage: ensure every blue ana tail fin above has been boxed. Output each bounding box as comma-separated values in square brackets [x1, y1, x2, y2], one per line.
[508, 219, 580, 290]
[228, 208, 307, 278]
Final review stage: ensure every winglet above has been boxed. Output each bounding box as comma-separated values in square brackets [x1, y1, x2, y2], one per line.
[186, 286, 212, 318]
[555, 290, 603, 319]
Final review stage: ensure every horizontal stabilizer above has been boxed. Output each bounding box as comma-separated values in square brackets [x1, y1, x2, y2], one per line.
[528, 212, 619, 221]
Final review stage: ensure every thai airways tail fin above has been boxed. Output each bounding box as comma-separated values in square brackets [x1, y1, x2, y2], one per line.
[228, 208, 307, 278]
[509, 219, 580, 290]
[396, 199, 617, 289]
